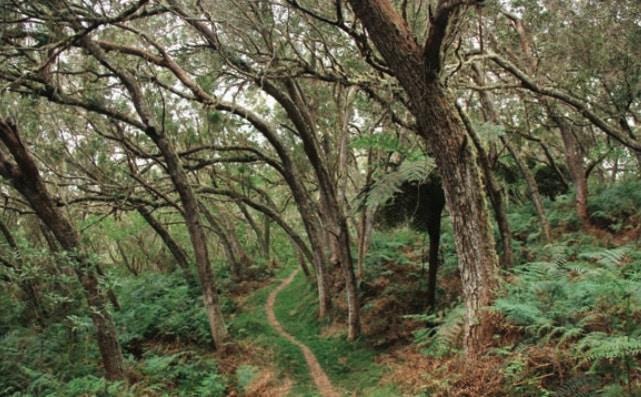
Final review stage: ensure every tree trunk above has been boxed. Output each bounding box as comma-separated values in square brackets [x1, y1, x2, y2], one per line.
[0, 120, 125, 379]
[458, 104, 514, 268]
[237, 202, 269, 260]
[200, 204, 242, 280]
[347, 0, 499, 354]
[276, 79, 361, 339]
[357, 148, 376, 279]
[95, 263, 121, 310]
[503, 138, 553, 242]
[218, 208, 253, 276]
[470, 64, 552, 244]
[137, 206, 195, 284]
[419, 95, 498, 353]
[295, 248, 312, 278]
[337, 216, 361, 340]
[356, 208, 374, 279]
[550, 111, 592, 229]
[116, 241, 140, 276]
[263, 214, 271, 261]
[77, 35, 230, 349]
[426, 213, 442, 309]
[468, 65, 516, 265]
[152, 135, 229, 349]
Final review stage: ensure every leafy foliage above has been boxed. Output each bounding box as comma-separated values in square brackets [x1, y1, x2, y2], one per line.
[141, 352, 227, 397]
[114, 272, 212, 347]
[493, 243, 641, 394]
[358, 158, 436, 210]
[408, 306, 465, 358]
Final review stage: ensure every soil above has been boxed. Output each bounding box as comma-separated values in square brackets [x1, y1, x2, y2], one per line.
[265, 269, 340, 397]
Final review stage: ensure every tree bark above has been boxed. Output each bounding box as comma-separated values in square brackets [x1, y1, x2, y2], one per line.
[458, 104, 514, 268]
[471, 65, 552, 243]
[357, 148, 376, 279]
[114, 241, 139, 276]
[347, 0, 498, 354]
[426, 212, 442, 309]
[78, 36, 229, 349]
[137, 206, 195, 284]
[0, 120, 125, 380]
[217, 207, 254, 276]
[276, 79, 361, 340]
[200, 203, 242, 280]
[152, 135, 229, 349]
[549, 110, 592, 229]
[237, 202, 269, 260]
[503, 138, 553, 242]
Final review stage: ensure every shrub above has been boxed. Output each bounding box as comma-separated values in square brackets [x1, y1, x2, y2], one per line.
[141, 351, 227, 397]
[114, 272, 211, 348]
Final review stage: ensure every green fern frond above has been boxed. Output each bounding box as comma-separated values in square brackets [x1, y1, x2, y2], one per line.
[576, 333, 641, 361]
[364, 158, 435, 209]
[408, 306, 465, 357]
[579, 247, 629, 269]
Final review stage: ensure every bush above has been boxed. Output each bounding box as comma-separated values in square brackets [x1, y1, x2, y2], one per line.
[114, 272, 212, 348]
[589, 180, 641, 231]
[493, 245, 641, 394]
[141, 351, 227, 397]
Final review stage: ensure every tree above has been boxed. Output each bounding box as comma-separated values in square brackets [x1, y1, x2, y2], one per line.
[343, 0, 499, 353]
[0, 119, 125, 380]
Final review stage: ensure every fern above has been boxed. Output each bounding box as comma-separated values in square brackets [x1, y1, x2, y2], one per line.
[360, 158, 435, 209]
[575, 333, 641, 361]
[407, 305, 465, 357]
[579, 247, 629, 269]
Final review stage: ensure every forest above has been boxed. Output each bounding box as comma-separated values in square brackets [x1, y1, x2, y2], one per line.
[0, 0, 640, 396]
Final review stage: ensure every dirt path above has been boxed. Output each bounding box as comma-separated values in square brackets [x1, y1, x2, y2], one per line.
[266, 269, 340, 397]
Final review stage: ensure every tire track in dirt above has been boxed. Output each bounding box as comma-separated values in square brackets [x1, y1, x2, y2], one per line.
[265, 269, 340, 397]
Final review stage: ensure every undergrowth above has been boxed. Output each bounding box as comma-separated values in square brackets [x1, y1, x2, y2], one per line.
[398, 181, 641, 396]
[230, 265, 397, 396]
[0, 271, 229, 397]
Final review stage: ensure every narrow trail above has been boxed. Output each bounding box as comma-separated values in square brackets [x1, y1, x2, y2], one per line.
[265, 269, 340, 397]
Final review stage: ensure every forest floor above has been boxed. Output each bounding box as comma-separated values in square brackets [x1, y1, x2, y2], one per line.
[265, 269, 339, 397]
[230, 264, 397, 396]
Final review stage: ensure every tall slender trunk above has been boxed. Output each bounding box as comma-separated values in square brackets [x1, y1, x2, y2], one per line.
[357, 148, 376, 279]
[276, 79, 360, 339]
[137, 206, 195, 284]
[503, 138, 553, 242]
[426, 213, 442, 309]
[263, 214, 271, 261]
[295, 249, 312, 278]
[218, 208, 253, 274]
[237, 202, 269, 260]
[507, 15, 587, 234]
[469, 65, 516, 265]
[200, 204, 242, 280]
[78, 35, 229, 349]
[471, 64, 552, 243]
[336, 216, 361, 339]
[95, 263, 120, 310]
[114, 241, 139, 276]
[551, 111, 591, 229]
[458, 104, 513, 268]
[153, 136, 228, 348]
[356, 208, 374, 279]
[0, 120, 125, 379]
